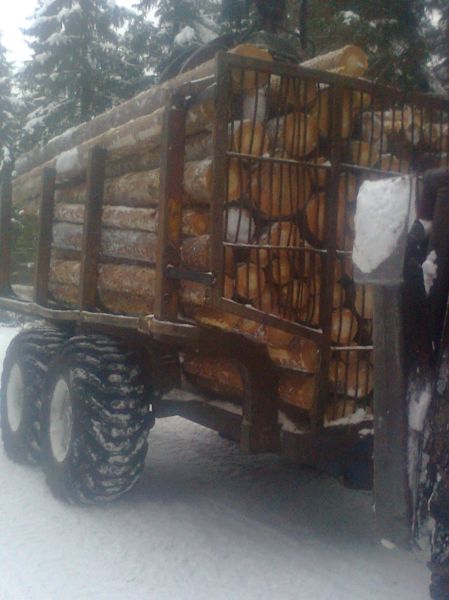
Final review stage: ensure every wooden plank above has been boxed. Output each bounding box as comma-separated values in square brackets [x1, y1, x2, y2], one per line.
[79, 146, 107, 311]
[0, 165, 12, 294]
[372, 286, 411, 548]
[34, 168, 56, 305]
[154, 95, 187, 321]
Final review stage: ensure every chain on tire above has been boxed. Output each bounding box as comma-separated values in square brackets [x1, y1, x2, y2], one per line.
[0, 326, 69, 463]
[40, 335, 154, 504]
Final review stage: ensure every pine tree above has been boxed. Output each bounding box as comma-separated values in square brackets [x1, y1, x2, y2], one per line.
[19, 0, 142, 150]
[0, 36, 19, 172]
[424, 2, 449, 93]
[292, 0, 430, 91]
[133, 0, 221, 76]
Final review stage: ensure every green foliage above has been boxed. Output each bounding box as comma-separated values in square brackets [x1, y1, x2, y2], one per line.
[0, 36, 19, 171]
[19, 0, 143, 150]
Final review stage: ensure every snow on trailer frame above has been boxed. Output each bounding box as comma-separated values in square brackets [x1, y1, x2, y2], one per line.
[0, 51, 448, 519]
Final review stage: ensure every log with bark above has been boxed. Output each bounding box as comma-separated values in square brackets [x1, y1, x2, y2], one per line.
[182, 351, 245, 399]
[52, 223, 157, 263]
[268, 336, 319, 373]
[278, 371, 316, 411]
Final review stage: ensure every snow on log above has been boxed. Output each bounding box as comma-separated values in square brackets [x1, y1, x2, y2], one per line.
[12, 100, 213, 206]
[52, 223, 157, 263]
[182, 351, 245, 399]
[278, 371, 316, 411]
[301, 45, 368, 77]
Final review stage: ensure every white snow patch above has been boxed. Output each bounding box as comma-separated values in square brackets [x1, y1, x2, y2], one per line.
[423, 250, 438, 295]
[278, 411, 307, 434]
[225, 206, 256, 244]
[409, 384, 432, 433]
[174, 25, 196, 46]
[353, 176, 416, 274]
[208, 399, 243, 415]
[324, 408, 373, 428]
[55, 148, 81, 175]
[381, 538, 397, 550]
[340, 11, 360, 24]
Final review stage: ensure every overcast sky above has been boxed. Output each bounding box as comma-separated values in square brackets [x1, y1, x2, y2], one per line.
[1, 0, 137, 66]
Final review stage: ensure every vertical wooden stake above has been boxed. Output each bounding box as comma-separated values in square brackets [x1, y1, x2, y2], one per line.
[154, 95, 186, 322]
[34, 168, 56, 305]
[0, 164, 13, 295]
[79, 146, 107, 311]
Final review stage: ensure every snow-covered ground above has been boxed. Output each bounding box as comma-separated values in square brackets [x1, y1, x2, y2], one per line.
[0, 323, 430, 600]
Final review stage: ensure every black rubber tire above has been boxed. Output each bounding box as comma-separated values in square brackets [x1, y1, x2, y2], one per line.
[1, 326, 68, 463]
[40, 335, 154, 504]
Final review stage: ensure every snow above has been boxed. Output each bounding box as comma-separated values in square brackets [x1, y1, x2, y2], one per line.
[174, 25, 196, 46]
[409, 385, 432, 433]
[0, 322, 431, 599]
[353, 176, 416, 275]
[422, 250, 438, 295]
[55, 148, 81, 175]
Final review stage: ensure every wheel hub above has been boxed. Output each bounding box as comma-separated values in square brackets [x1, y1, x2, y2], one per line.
[6, 364, 25, 433]
[50, 378, 73, 463]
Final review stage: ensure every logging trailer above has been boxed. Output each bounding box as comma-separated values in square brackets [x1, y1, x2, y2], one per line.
[1, 45, 449, 544]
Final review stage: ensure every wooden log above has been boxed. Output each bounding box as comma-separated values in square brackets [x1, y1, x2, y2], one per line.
[49, 259, 156, 295]
[48, 283, 154, 315]
[188, 307, 243, 333]
[235, 263, 266, 301]
[329, 357, 373, 399]
[250, 160, 311, 218]
[229, 44, 273, 91]
[305, 191, 347, 247]
[267, 113, 318, 157]
[179, 280, 209, 308]
[378, 154, 410, 174]
[181, 208, 210, 237]
[183, 351, 245, 399]
[301, 45, 368, 77]
[264, 326, 295, 348]
[348, 140, 380, 167]
[269, 257, 293, 285]
[52, 222, 157, 262]
[13, 100, 213, 207]
[324, 398, 357, 424]
[331, 308, 358, 345]
[267, 75, 318, 115]
[230, 120, 268, 156]
[54, 204, 159, 232]
[268, 336, 319, 373]
[181, 234, 210, 271]
[354, 284, 374, 320]
[15, 58, 220, 178]
[280, 279, 310, 313]
[316, 88, 359, 139]
[278, 371, 316, 411]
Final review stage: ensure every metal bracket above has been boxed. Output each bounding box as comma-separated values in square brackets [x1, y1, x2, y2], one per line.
[164, 265, 216, 286]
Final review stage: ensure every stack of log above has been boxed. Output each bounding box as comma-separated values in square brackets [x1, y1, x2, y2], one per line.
[13, 41, 448, 428]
